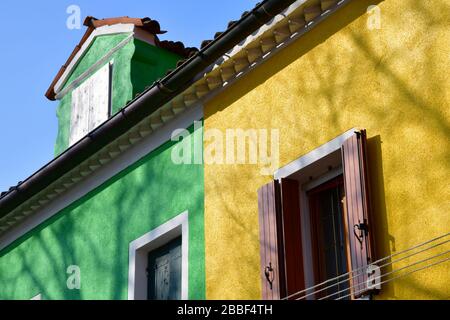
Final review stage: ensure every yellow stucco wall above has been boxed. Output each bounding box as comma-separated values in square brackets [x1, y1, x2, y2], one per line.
[203, 0, 449, 300]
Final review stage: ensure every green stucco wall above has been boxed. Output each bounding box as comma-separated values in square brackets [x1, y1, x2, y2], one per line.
[130, 39, 181, 99]
[0, 125, 205, 300]
[54, 34, 181, 156]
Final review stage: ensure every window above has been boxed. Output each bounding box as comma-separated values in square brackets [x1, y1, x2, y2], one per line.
[307, 175, 349, 298]
[258, 130, 375, 300]
[69, 62, 112, 146]
[147, 237, 182, 300]
[128, 212, 188, 300]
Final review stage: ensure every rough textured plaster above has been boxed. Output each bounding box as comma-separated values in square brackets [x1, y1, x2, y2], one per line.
[203, 0, 450, 300]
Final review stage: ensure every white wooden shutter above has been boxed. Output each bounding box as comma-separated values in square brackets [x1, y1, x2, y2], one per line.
[69, 80, 90, 146]
[88, 63, 110, 131]
[69, 63, 111, 146]
[69, 87, 81, 146]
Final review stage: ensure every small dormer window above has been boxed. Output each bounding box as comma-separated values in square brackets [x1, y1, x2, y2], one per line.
[69, 62, 112, 146]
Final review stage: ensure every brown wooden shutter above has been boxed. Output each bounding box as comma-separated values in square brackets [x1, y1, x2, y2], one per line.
[258, 181, 285, 300]
[258, 179, 305, 300]
[341, 130, 375, 298]
[279, 179, 305, 297]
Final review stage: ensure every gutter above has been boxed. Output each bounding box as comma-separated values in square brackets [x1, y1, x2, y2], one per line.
[0, 0, 296, 218]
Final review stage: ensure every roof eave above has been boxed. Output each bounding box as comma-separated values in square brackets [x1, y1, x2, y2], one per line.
[2, 0, 297, 218]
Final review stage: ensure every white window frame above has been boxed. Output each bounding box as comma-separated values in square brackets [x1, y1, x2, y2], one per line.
[30, 293, 42, 300]
[128, 211, 189, 300]
[273, 128, 357, 296]
[274, 128, 357, 180]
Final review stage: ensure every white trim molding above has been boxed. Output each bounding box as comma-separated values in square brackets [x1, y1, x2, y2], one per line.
[128, 211, 189, 300]
[56, 34, 128, 100]
[54, 23, 157, 98]
[30, 293, 42, 300]
[274, 128, 357, 180]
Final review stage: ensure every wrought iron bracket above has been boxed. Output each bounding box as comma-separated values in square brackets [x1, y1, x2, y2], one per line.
[264, 262, 274, 290]
[354, 221, 369, 249]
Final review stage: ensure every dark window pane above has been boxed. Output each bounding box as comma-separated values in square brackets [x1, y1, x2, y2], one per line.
[147, 237, 182, 300]
[308, 177, 349, 299]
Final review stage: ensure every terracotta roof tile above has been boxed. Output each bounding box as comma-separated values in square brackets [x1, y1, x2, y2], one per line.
[84, 16, 167, 34]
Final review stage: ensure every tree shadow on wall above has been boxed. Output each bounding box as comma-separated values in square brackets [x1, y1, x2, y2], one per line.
[205, 0, 385, 119]
[204, 0, 450, 299]
[367, 135, 396, 299]
[204, 0, 385, 299]
[0, 127, 205, 300]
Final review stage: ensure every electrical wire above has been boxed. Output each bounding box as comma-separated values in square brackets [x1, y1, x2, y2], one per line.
[335, 256, 450, 300]
[282, 232, 450, 300]
[316, 250, 450, 300]
[293, 239, 450, 300]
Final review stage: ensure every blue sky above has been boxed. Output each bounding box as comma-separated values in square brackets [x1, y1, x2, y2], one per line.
[0, 0, 258, 192]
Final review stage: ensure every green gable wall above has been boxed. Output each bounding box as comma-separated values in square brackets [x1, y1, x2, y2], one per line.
[54, 34, 134, 156]
[130, 39, 181, 98]
[54, 93, 72, 156]
[54, 34, 182, 156]
[0, 125, 205, 300]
